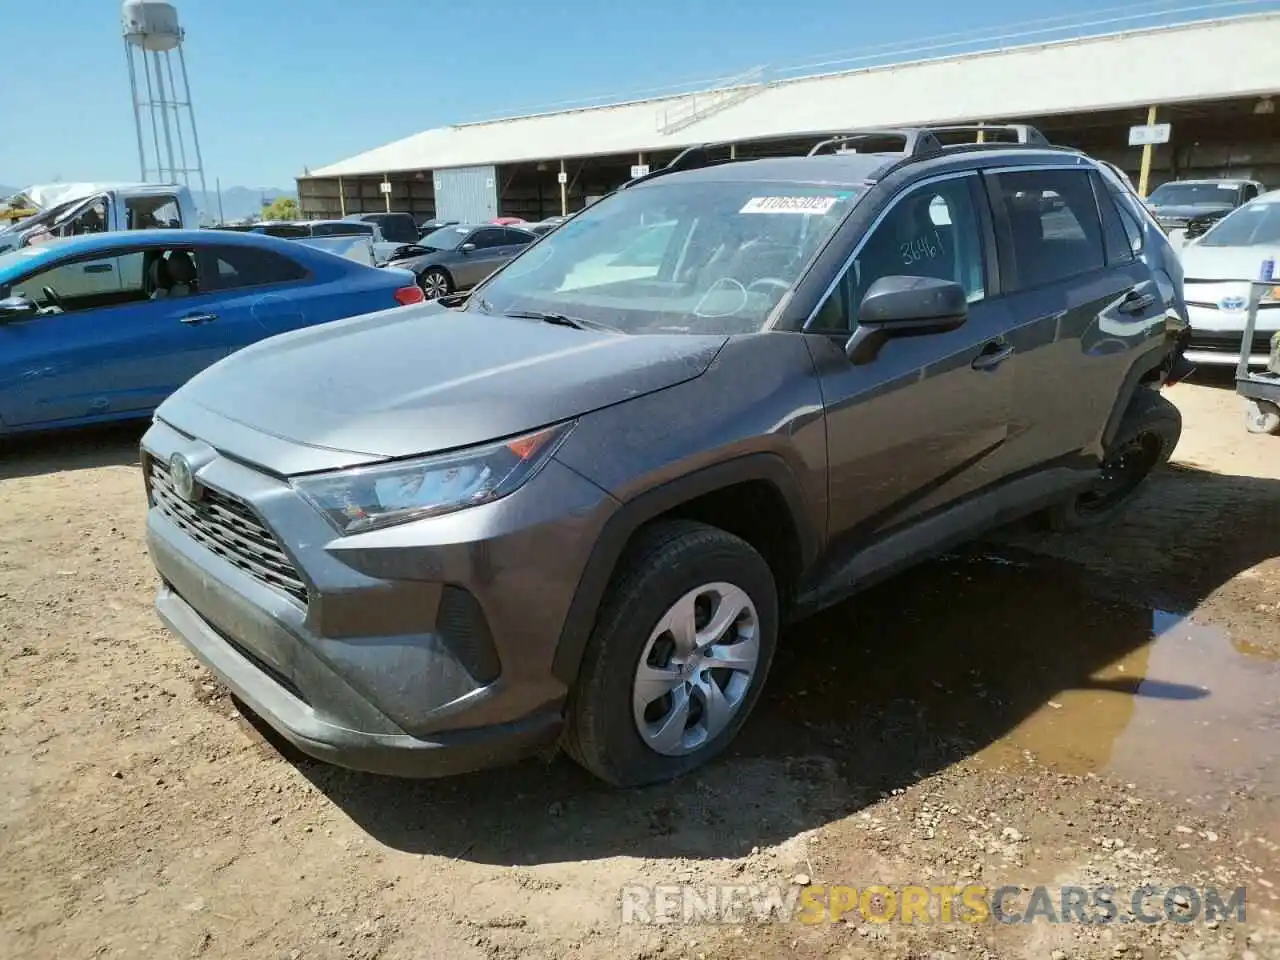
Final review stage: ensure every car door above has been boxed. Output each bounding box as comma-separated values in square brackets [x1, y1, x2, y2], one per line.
[982, 166, 1165, 472]
[37, 195, 122, 299]
[455, 227, 515, 288]
[0, 246, 231, 428]
[804, 171, 1018, 597]
[499, 227, 537, 263]
[194, 242, 315, 348]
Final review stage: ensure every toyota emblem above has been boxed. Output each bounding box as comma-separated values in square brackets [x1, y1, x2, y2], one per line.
[169, 453, 200, 502]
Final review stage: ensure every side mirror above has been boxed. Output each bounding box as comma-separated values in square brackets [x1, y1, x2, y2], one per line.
[460, 242, 477, 254]
[0, 294, 39, 322]
[845, 276, 968, 365]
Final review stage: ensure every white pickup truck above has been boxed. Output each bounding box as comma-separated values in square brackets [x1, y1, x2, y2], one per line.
[0, 182, 199, 297]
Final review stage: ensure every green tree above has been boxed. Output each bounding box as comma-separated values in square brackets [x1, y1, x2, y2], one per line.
[262, 196, 300, 221]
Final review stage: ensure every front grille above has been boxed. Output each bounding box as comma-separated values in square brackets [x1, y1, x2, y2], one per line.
[1187, 330, 1275, 356]
[148, 457, 308, 605]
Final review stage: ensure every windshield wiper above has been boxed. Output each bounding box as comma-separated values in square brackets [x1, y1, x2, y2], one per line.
[502, 309, 615, 332]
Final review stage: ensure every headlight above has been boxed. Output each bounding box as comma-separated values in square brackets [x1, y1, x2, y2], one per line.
[292, 422, 573, 535]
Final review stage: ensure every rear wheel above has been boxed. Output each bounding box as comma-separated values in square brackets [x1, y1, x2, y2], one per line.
[1244, 399, 1280, 436]
[418, 268, 451, 300]
[1046, 388, 1182, 532]
[563, 520, 778, 787]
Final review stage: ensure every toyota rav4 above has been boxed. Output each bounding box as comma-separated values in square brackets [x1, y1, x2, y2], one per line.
[142, 125, 1190, 787]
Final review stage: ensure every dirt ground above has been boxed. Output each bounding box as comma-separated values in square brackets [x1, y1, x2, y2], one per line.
[1, 377, 1277, 960]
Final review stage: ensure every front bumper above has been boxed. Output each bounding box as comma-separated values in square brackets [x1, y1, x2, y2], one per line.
[1184, 302, 1280, 367]
[142, 418, 617, 778]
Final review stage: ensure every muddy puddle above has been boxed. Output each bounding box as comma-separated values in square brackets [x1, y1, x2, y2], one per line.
[747, 548, 1280, 816]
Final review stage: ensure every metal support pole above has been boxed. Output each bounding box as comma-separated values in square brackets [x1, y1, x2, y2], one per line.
[152, 50, 178, 182]
[163, 51, 190, 186]
[216, 177, 225, 224]
[730, 144, 737, 159]
[976, 121, 985, 144]
[384, 174, 391, 213]
[176, 44, 209, 205]
[1138, 104, 1159, 199]
[338, 177, 346, 217]
[141, 50, 163, 182]
[124, 43, 147, 181]
[559, 159, 567, 217]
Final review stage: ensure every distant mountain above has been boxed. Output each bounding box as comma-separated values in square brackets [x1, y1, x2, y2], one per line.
[195, 186, 296, 224]
[0, 182, 296, 225]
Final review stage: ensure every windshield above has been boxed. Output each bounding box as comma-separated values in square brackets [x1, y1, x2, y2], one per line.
[419, 226, 471, 250]
[1199, 200, 1280, 247]
[470, 179, 864, 335]
[0, 197, 81, 234]
[1148, 182, 1241, 207]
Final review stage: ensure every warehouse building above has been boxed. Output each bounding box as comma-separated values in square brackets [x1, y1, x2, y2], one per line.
[297, 13, 1280, 223]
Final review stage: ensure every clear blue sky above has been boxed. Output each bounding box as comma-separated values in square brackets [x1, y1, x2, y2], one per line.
[2, 0, 1267, 189]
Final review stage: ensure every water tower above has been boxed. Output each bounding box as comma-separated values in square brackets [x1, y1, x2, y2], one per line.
[122, 0, 207, 201]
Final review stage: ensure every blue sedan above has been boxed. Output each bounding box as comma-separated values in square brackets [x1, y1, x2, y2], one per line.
[0, 229, 424, 435]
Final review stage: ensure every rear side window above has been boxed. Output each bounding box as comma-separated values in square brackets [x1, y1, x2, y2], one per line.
[470, 228, 508, 249]
[502, 228, 534, 245]
[312, 222, 372, 237]
[1091, 173, 1136, 265]
[261, 224, 309, 239]
[989, 169, 1106, 290]
[202, 244, 309, 291]
[377, 215, 419, 244]
[126, 194, 182, 229]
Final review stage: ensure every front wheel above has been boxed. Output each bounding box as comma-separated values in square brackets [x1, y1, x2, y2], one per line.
[563, 520, 778, 787]
[1244, 399, 1280, 436]
[418, 268, 452, 300]
[1046, 388, 1182, 532]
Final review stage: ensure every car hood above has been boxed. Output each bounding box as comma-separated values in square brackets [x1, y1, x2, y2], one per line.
[1151, 203, 1234, 221]
[156, 302, 727, 473]
[386, 248, 447, 270]
[1179, 243, 1280, 281]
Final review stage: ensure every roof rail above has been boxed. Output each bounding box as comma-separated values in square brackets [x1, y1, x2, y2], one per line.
[807, 129, 943, 157]
[927, 123, 1050, 145]
[620, 122, 1055, 189]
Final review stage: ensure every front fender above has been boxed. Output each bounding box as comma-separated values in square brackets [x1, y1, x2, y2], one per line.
[549, 451, 820, 685]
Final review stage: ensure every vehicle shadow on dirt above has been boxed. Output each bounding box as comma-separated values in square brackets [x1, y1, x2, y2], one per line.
[276, 464, 1278, 866]
[0, 423, 143, 480]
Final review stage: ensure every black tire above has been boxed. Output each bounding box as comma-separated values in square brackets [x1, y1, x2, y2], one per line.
[1244, 400, 1280, 436]
[418, 268, 452, 300]
[563, 520, 778, 787]
[1045, 387, 1182, 532]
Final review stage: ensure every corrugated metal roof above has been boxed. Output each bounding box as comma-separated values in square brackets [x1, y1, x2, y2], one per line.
[307, 13, 1280, 178]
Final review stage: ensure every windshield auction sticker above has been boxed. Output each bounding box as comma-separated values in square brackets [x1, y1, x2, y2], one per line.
[740, 196, 841, 215]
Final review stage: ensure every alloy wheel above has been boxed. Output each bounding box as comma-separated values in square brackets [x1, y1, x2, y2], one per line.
[632, 582, 760, 757]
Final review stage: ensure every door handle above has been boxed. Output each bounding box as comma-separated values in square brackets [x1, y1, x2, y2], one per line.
[83, 264, 113, 274]
[1118, 290, 1157, 315]
[179, 312, 218, 325]
[972, 342, 1015, 371]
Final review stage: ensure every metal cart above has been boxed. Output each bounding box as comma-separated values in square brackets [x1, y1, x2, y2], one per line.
[1235, 277, 1280, 436]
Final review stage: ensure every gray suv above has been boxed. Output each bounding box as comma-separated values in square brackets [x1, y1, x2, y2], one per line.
[142, 126, 1190, 787]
